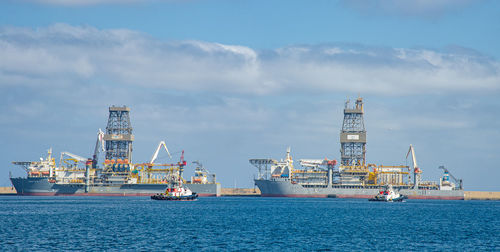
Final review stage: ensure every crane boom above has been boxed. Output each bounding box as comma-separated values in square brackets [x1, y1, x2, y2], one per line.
[150, 141, 172, 164]
[439, 165, 463, 189]
[406, 144, 421, 189]
[299, 159, 328, 170]
[92, 128, 105, 167]
[60, 152, 87, 162]
[93, 129, 105, 158]
[193, 160, 209, 173]
[406, 144, 418, 171]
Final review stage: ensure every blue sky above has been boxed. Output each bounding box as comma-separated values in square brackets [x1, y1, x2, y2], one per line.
[1, 0, 499, 190]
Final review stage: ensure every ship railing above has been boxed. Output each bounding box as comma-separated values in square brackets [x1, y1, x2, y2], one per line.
[301, 184, 328, 188]
[138, 178, 171, 184]
[292, 170, 327, 174]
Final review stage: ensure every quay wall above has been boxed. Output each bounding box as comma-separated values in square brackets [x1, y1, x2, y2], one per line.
[0, 187, 16, 195]
[221, 188, 260, 196]
[465, 191, 500, 200]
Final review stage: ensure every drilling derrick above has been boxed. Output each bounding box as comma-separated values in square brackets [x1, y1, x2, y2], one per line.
[340, 98, 366, 167]
[104, 106, 134, 162]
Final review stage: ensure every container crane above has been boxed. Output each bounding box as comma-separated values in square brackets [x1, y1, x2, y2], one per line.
[438, 165, 463, 190]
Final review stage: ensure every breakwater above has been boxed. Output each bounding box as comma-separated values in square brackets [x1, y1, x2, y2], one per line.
[0, 187, 16, 195]
[465, 191, 500, 200]
[221, 188, 260, 196]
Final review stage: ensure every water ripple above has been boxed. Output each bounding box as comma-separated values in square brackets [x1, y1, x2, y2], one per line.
[0, 196, 498, 251]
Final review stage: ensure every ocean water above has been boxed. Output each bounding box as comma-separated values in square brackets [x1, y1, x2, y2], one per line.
[0, 196, 499, 251]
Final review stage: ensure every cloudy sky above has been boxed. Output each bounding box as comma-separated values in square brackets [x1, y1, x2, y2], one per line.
[1, 0, 499, 190]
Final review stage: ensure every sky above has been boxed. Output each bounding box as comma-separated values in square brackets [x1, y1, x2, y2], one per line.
[1, 0, 499, 191]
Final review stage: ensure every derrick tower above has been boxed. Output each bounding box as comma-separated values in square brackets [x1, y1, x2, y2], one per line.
[104, 106, 134, 162]
[340, 98, 366, 166]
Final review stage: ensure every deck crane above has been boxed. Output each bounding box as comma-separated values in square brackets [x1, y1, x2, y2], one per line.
[406, 144, 421, 190]
[58, 151, 88, 187]
[150, 141, 172, 164]
[299, 159, 337, 169]
[178, 150, 187, 170]
[60, 152, 87, 163]
[299, 158, 337, 186]
[92, 129, 105, 168]
[438, 165, 463, 190]
[59, 151, 87, 169]
[299, 159, 326, 170]
[191, 160, 214, 184]
[192, 160, 209, 173]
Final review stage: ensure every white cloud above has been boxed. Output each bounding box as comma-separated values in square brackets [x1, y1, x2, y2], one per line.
[0, 24, 499, 96]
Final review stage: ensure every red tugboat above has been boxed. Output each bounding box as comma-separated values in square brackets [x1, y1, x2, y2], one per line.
[151, 186, 198, 201]
[369, 184, 407, 202]
[151, 150, 198, 201]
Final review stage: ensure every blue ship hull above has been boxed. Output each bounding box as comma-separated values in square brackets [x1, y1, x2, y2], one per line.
[10, 177, 220, 196]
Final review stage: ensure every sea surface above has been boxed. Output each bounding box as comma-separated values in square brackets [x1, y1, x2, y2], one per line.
[0, 196, 499, 251]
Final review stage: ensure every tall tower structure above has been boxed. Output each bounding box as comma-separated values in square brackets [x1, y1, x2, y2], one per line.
[104, 106, 134, 162]
[340, 98, 366, 166]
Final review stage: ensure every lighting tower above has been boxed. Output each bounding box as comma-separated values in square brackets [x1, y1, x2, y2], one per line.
[340, 98, 366, 166]
[104, 106, 134, 162]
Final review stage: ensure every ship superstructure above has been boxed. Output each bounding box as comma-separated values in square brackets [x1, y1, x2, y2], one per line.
[251, 98, 464, 200]
[10, 106, 220, 196]
[186, 160, 219, 196]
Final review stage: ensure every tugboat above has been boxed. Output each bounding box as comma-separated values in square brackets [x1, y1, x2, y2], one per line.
[151, 185, 198, 201]
[151, 150, 198, 201]
[369, 184, 407, 202]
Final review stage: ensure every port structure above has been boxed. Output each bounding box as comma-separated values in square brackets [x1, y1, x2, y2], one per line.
[250, 159, 278, 180]
[11, 105, 223, 197]
[340, 98, 366, 167]
[104, 106, 134, 162]
[250, 97, 462, 193]
[438, 165, 463, 190]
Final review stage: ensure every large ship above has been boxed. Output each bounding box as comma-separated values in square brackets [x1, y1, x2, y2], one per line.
[250, 98, 464, 200]
[10, 106, 221, 197]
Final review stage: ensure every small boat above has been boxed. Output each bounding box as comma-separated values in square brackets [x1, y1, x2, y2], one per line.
[369, 184, 407, 202]
[151, 151, 198, 201]
[151, 186, 198, 201]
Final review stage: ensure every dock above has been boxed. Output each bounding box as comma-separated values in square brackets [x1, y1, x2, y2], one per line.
[464, 191, 500, 200]
[220, 188, 260, 197]
[0, 187, 16, 195]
